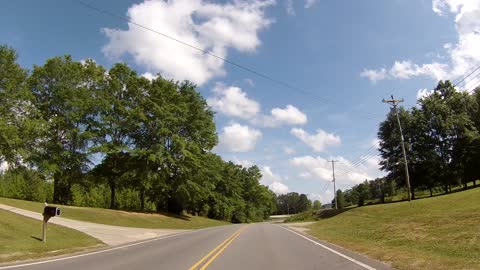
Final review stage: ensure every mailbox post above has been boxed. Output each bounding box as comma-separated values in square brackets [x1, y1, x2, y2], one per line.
[42, 206, 61, 242]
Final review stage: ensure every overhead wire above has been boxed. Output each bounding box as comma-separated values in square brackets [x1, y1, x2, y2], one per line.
[75, 0, 390, 122]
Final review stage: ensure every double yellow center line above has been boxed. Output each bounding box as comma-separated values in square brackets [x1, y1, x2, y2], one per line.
[188, 226, 247, 270]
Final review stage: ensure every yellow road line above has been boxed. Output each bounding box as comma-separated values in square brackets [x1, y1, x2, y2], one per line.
[188, 226, 246, 270]
[198, 226, 246, 270]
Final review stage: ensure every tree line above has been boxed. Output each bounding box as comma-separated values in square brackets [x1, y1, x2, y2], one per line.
[334, 80, 480, 209]
[273, 192, 321, 215]
[0, 45, 276, 222]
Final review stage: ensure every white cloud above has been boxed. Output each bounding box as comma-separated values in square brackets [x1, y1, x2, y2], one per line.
[219, 123, 262, 152]
[207, 84, 260, 119]
[261, 166, 280, 185]
[361, 0, 480, 89]
[269, 181, 289, 194]
[141, 72, 158, 81]
[283, 146, 296, 155]
[252, 105, 308, 127]
[102, 0, 274, 85]
[291, 128, 341, 152]
[231, 157, 253, 168]
[208, 85, 308, 128]
[290, 155, 384, 187]
[417, 88, 435, 99]
[305, 0, 318, 9]
[360, 68, 387, 83]
[299, 172, 312, 178]
[261, 166, 289, 194]
[271, 105, 308, 125]
[286, 0, 295, 15]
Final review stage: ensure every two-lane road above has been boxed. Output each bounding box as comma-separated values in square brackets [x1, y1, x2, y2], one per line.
[1, 224, 394, 270]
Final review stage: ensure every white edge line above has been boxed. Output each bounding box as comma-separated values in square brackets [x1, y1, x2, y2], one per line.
[279, 226, 377, 270]
[0, 230, 195, 269]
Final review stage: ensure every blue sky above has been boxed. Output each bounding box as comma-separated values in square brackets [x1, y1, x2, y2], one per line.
[2, 0, 479, 203]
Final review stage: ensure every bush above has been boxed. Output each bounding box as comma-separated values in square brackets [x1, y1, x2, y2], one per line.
[71, 184, 109, 208]
[0, 168, 53, 202]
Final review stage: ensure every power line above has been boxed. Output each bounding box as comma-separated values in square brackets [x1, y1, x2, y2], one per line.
[453, 64, 480, 87]
[75, 0, 335, 106]
[75, 0, 393, 122]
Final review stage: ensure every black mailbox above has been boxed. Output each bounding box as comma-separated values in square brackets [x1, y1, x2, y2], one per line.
[43, 206, 61, 217]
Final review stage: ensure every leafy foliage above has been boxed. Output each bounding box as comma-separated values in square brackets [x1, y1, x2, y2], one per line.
[0, 46, 276, 223]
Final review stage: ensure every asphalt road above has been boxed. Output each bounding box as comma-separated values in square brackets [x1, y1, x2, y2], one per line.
[1, 224, 395, 270]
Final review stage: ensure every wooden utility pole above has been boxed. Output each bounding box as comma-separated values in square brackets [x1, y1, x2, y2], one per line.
[383, 95, 412, 202]
[328, 160, 339, 209]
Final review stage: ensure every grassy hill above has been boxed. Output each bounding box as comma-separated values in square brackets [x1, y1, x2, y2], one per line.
[0, 209, 102, 263]
[304, 188, 480, 270]
[0, 197, 228, 230]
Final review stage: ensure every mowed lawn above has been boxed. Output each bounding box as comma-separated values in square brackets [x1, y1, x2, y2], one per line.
[0, 197, 228, 230]
[307, 188, 480, 270]
[0, 209, 102, 263]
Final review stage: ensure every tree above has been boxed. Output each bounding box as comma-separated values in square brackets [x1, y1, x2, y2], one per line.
[29, 56, 103, 203]
[332, 190, 346, 209]
[298, 194, 312, 212]
[91, 63, 143, 209]
[0, 45, 41, 167]
[312, 200, 321, 210]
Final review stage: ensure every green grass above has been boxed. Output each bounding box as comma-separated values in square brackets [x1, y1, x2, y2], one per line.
[0, 209, 102, 263]
[306, 187, 480, 270]
[284, 210, 318, 223]
[0, 197, 228, 230]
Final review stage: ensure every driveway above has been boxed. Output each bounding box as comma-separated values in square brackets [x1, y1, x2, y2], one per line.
[0, 204, 188, 245]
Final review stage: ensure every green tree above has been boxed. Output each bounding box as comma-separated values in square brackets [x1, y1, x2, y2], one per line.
[0, 45, 41, 167]
[312, 200, 321, 210]
[29, 56, 103, 203]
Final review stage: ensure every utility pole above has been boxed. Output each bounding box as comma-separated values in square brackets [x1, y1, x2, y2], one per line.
[383, 95, 412, 202]
[328, 160, 339, 209]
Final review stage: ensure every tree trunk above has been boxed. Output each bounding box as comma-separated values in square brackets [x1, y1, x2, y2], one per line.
[140, 187, 145, 212]
[109, 180, 116, 209]
[53, 173, 70, 204]
[429, 187, 433, 197]
[474, 179, 477, 187]
[410, 187, 415, 200]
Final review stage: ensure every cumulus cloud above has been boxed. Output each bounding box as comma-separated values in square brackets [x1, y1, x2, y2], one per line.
[261, 166, 289, 194]
[269, 181, 289, 194]
[218, 123, 262, 152]
[360, 68, 387, 83]
[252, 105, 308, 127]
[207, 84, 260, 119]
[417, 88, 435, 100]
[291, 128, 341, 152]
[271, 105, 308, 125]
[290, 155, 384, 186]
[362, 0, 480, 89]
[208, 84, 308, 127]
[102, 0, 274, 85]
[141, 72, 158, 81]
